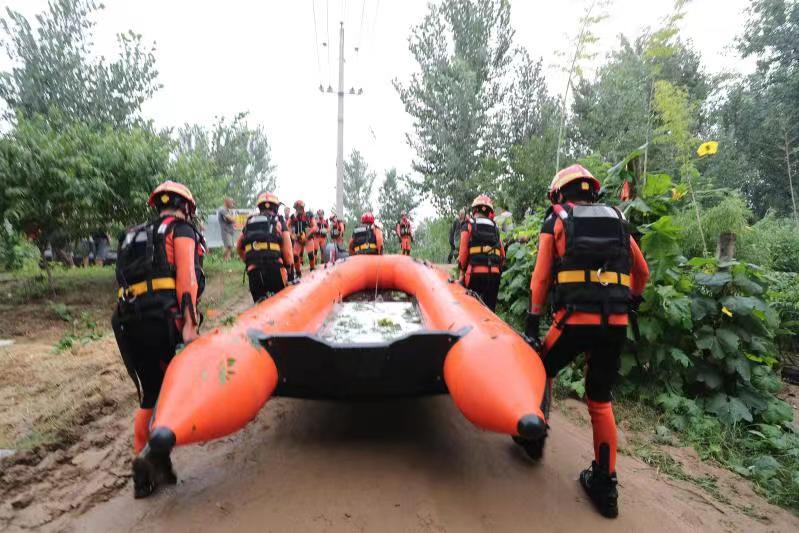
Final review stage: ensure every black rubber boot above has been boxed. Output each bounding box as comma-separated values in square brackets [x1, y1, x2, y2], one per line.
[579, 444, 618, 518]
[132, 452, 157, 499]
[132, 429, 177, 498]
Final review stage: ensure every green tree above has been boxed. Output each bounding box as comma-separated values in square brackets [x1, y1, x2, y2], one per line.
[571, 33, 708, 171]
[395, 0, 513, 214]
[176, 113, 276, 207]
[553, 0, 612, 170]
[0, 114, 170, 277]
[378, 168, 419, 247]
[0, 0, 160, 126]
[343, 149, 376, 220]
[712, 0, 799, 219]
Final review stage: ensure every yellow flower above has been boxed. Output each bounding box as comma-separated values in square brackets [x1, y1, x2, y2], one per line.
[671, 187, 687, 201]
[721, 306, 733, 317]
[697, 140, 719, 157]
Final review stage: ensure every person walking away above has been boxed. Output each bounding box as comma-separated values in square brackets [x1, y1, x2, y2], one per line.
[112, 181, 205, 499]
[290, 200, 317, 277]
[93, 230, 111, 266]
[349, 212, 383, 255]
[328, 210, 345, 260]
[218, 197, 236, 261]
[458, 196, 504, 310]
[396, 211, 413, 256]
[315, 208, 329, 263]
[448, 209, 466, 263]
[524, 164, 649, 518]
[236, 193, 294, 301]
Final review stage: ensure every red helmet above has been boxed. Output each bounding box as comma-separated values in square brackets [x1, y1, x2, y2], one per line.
[293, 200, 305, 209]
[361, 212, 375, 224]
[148, 181, 196, 215]
[549, 164, 601, 204]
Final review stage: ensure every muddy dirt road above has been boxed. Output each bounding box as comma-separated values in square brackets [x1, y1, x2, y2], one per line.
[68, 396, 797, 533]
[2, 266, 799, 532]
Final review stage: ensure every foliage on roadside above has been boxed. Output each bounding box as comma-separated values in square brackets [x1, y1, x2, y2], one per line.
[412, 218, 452, 264]
[495, 150, 798, 511]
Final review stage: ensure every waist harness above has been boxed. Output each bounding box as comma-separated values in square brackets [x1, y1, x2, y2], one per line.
[242, 213, 283, 268]
[550, 203, 631, 320]
[467, 217, 501, 267]
[352, 225, 378, 254]
[292, 215, 311, 242]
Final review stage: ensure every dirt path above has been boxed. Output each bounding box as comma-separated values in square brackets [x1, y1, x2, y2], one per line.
[65, 397, 798, 533]
[2, 265, 798, 532]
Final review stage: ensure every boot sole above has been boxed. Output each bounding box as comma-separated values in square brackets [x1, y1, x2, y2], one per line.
[579, 474, 618, 518]
[132, 456, 157, 499]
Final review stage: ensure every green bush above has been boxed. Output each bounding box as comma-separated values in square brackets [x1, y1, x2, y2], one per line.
[676, 195, 752, 259]
[739, 214, 799, 272]
[0, 226, 40, 271]
[413, 217, 452, 263]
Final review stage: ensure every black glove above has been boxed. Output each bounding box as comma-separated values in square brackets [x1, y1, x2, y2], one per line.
[630, 294, 644, 313]
[524, 313, 542, 352]
[287, 269, 295, 283]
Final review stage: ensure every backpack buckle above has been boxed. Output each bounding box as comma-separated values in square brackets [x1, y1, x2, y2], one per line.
[597, 268, 609, 287]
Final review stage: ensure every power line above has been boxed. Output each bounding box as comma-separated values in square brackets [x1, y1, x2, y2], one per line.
[356, 0, 367, 48]
[326, 0, 332, 89]
[311, 0, 323, 87]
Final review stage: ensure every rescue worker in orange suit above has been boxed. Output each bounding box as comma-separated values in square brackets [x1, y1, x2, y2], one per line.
[289, 200, 317, 277]
[458, 194, 505, 311]
[396, 211, 413, 256]
[524, 164, 650, 519]
[315, 208, 329, 263]
[348, 212, 383, 255]
[236, 193, 294, 302]
[112, 181, 205, 499]
[328, 210, 345, 260]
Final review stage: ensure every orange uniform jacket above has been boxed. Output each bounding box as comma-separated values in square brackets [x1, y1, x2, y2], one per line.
[165, 221, 202, 329]
[529, 210, 650, 327]
[235, 216, 294, 272]
[458, 217, 506, 284]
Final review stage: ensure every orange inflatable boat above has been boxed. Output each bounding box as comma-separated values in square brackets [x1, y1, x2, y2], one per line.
[148, 256, 548, 456]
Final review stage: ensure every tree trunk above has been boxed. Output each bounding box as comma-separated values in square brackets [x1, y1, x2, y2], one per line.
[784, 129, 798, 225]
[716, 232, 736, 262]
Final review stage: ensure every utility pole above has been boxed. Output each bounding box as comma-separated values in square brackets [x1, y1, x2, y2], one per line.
[336, 22, 345, 219]
[322, 22, 362, 218]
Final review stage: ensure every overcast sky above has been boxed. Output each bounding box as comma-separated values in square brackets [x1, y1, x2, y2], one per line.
[0, 0, 753, 216]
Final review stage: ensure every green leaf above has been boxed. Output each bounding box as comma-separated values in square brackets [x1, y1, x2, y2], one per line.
[696, 326, 726, 360]
[724, 354, 751, 382]
[732, 273, 764, 295]
[695, 364, 723, 389]
[716, 327, 740, 355]
[705, 393, 753, 424]
[669, 347, 692, 368]
[761, 400, 794, 425]
[695, 271, 732, 289]
[642, 173, 673, 197]
[619, 351, 637, 376]
[721, 295, 765, 316]
[690, 296, 717, 321]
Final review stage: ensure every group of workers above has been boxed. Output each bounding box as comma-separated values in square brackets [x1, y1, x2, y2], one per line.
[233, 195, 348, 301]
[111, 163, 649, 519]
